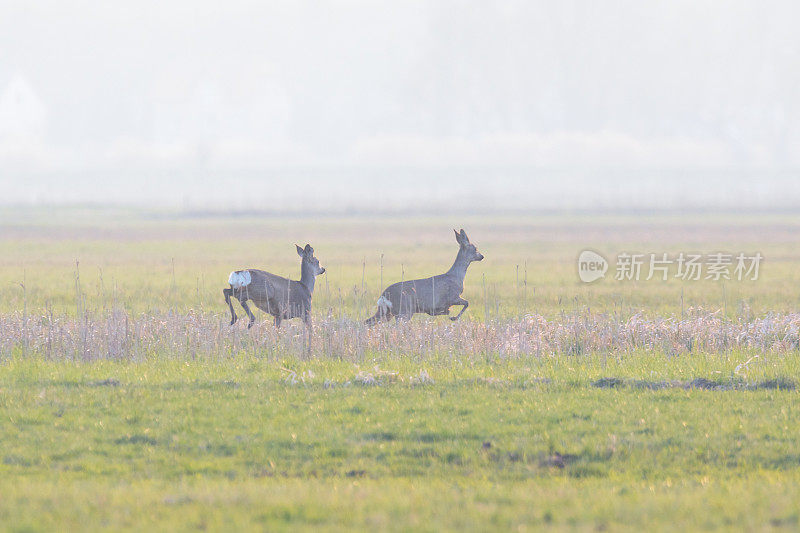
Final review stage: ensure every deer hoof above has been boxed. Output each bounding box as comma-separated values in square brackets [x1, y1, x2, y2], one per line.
[449, 316, 459, 321]
[247, 321, 254, 329]
[230, 316, 237, 325]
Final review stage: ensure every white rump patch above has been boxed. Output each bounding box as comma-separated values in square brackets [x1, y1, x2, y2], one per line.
[376, 295, 393, 311]
[228, 270, 252, 289]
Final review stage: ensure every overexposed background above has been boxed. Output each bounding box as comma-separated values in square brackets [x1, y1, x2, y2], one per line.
[1, 1, 799, 211]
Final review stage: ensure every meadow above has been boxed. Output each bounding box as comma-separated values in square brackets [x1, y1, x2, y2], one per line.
[1, 207, 800, 531]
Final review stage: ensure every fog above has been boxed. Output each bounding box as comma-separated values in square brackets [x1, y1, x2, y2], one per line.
[1, 1, 799, 210]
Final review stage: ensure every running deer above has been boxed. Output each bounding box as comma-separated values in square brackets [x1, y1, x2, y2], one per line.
[365, 229, 484, 325]
[223, 244, 325, 329]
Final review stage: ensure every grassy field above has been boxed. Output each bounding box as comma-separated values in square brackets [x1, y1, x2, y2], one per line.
[3, 206, 800, 319]
[1, 207, 800, 530]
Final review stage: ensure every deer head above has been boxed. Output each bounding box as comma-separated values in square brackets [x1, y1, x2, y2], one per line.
[296, 243, 326, 276]
[454, 229, 484, 262]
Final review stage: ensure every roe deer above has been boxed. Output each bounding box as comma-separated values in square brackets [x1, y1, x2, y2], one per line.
[223, 244, 325, 329]
[365, 229, 483, 325]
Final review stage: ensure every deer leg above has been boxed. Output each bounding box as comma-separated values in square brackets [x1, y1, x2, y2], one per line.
[223, 288, 237, 325]
[366, 308, 393, 326]
[239, 300, 256, 328]
[392, 295, 414, 322]
[303, 312, 312, 354]
[449, 298, 469, 321]
[394, 311, 413, 322]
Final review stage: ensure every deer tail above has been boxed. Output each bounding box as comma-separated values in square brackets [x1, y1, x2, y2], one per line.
[228, 270, 251, 289]
[365, 295, 393, 326]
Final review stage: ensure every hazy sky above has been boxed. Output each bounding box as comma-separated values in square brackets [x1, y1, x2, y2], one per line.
[1, 1, 799, 208]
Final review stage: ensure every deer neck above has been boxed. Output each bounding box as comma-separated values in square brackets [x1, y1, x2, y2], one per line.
[446, 248, 470, 282]
[300, 262, 316, 294]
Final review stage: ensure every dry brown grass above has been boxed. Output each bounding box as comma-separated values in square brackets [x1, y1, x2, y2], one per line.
[3, 307, 799, 362]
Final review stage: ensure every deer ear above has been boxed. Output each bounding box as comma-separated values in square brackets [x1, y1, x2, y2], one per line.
[454, 229, 462, 245]
[459, 229, 469, 243]
[304, 244, 313, 254]
[296, 244, 304, 257]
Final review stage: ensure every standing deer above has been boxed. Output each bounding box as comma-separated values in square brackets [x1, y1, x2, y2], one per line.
[223, 244, 325, 329]
[365, 229, 484, 325]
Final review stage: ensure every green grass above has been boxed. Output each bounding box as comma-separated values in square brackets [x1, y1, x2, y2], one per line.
[2, 207, 800, 530]
[1, 354, 799, 531]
